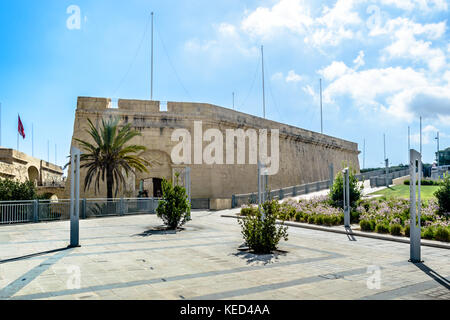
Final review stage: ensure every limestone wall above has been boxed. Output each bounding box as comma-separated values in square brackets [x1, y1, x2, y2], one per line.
[0, 148, 64, 187]
[67, 97, 360, 201]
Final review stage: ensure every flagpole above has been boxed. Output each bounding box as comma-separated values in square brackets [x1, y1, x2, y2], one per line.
[32, 124, 34, 157]
[17, 114, 19, 151]
[0, 102, 2, 147]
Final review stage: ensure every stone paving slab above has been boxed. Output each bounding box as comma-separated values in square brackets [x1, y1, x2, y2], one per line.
[0, 211, 448, 300]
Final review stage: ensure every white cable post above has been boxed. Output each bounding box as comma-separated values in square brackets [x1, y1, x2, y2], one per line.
[151, 12, 154, 100]
[70, 147, 81, 248]
[409, 149, 422, 263]
[343, 168, 350, 228]
[258, 161, 268, 220]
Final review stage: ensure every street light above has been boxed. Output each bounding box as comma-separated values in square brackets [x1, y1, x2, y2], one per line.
[435, 132, 440, 167]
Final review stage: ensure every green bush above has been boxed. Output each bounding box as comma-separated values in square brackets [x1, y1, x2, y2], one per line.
[294, 212, 302, 222]
[241, 206, 258, 216]
[238, 200, 288, 254]
[404, 179, 441, 186]
[322, 215, 333, 226]
[351, 210, 360, 223]
[0, 179, 37, 201]
[360, 220, 371, 231]
[315, 215, 324, 225]
[329, 167, 362, 208]
[422, 227, 435, 240]
[375, 223, 389, 234]
[156, 178, 191, 230]
[434, 174, 450, 214]
[434, 227, 450, 242]
[389, 224, 403, 236]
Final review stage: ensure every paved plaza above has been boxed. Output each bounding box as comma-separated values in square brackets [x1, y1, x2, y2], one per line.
[0, 210, 449, 300]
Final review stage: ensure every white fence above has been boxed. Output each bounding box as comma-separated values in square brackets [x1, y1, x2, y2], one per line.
[0, 198, 161, 225]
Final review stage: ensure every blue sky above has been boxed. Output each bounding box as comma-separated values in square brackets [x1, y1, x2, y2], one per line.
[0, 0, 449, 171]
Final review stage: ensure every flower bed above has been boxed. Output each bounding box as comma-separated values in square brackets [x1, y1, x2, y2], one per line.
[240, 196, 450, 242]
[357, 198, 449, 242]
[241, 196, 346, 227]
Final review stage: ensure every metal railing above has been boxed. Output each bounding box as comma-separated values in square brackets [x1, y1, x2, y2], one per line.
[231, 168, 412, 208]
[232, 180, 331, 208]
[369, 168, 410, 187]
[0, 198, 161, 225]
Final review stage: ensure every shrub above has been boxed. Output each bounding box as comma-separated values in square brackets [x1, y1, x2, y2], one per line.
[389, 224, 402, 236]
[351, 210, 360, 223]
[404, 179, 442, 186]
[315, 215, 324, 225]
[375, 223, 389, 234]
[422, 227, 435, 240]
[0, 179, 37, 201]
[156, 178, 191, 230]
[435, 174, 450, 215]
[278, 204, 295, 220]
[322, 215, 333, 226]
[238, 200, 288, 254]
[434, 227, 450, 242]
[360, 220, 372, 231]
[329, 167, 362, 208]
[294, 212, 302, 222]
[241, 205, 258, 216]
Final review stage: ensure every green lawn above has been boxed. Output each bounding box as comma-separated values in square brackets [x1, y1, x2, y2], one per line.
[370, 185, 439, 200]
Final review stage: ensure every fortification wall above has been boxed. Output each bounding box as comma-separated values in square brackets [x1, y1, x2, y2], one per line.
[0, 148, 64, 186]
[68, 97, 360, 203]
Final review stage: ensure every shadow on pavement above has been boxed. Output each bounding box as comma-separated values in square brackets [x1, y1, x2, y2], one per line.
[0, 247, 74, 265]
[232, 244, 288, 265]
[345, 227, 357, 241]
[414, 263, 450, 290]
[133, 226, 184, 237]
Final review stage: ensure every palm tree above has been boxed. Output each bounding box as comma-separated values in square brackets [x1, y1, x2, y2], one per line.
[74, 118, 150, 199]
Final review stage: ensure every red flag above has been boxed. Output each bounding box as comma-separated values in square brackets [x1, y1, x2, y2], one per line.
[18, 115, 25, 139]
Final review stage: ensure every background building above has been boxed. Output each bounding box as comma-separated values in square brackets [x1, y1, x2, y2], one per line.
[437, 147, 450, 166]
[0, 148, 64, 191]
[67, 97, 361, 209]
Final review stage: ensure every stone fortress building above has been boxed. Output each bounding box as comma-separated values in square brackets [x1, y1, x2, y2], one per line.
[0, 148, 64, 187]
[68, 97, 360, 209]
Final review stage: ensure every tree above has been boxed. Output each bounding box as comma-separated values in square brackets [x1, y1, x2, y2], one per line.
[156, 177, 191, 230]
[0, 179, 37, 201]
[330, 166, 362, 208]
[74, 118, 151, 199]
[435, 173, 450, 215]
[238, 200, 288, 254]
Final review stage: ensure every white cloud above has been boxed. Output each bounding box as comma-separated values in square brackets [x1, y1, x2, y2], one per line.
[184, 23, 258, 60]
[271, 72, 284, 81]
[379, 0, 448, 12]
[241, 0, 364, 47]
[410, 125, 447, 145]
[303, 84, 316, 98]
[320, 57, 450, 122]
[319, 61, 352, 81]
[372, 18, 447, 71]
[285, 70, 303, 83]
[305, 0, 363, 47]
[241, 0, 313, 38]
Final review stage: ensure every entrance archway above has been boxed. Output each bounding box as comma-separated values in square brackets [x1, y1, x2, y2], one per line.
[28, 166, 39, 186]
[135, 150, 173, 197]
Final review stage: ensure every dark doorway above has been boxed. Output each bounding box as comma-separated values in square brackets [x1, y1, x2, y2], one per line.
[153, 178, 163, 198]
